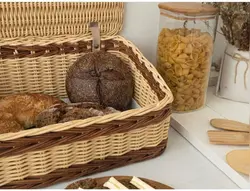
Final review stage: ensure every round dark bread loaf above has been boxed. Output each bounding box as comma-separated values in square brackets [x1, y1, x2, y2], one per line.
[65, 51, 134, 111]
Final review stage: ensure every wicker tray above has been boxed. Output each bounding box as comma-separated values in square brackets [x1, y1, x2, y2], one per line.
[66, 176, 173, 189]
[0, 2, 173, 189]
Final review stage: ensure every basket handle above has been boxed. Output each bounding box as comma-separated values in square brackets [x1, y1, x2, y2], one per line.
[90, 22, 101, 52]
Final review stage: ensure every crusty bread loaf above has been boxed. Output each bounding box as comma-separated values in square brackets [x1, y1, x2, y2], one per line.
[35, 102, 120, 128]
[0, 93, 63, 134]
[0, 112, 23, 134]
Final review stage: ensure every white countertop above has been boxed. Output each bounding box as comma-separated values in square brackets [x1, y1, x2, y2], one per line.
[46, 127, 238, 189]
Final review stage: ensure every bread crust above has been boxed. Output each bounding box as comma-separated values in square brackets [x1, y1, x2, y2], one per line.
[35, 102, 120, 128]
[65, 51, 134, 111]
[0, 93, 63, 134]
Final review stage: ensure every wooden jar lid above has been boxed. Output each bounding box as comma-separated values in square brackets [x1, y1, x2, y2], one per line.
[158, 2, 218, 16]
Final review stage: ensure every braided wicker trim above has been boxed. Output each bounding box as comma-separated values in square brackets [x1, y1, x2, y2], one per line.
[0, 104, 171, 158]
[0, 139, 167, 189]
[0, 117, 169, 186]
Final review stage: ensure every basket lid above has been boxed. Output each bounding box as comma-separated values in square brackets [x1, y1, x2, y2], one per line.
[158, 2, 218, 16]
[0, 2, 124, 38]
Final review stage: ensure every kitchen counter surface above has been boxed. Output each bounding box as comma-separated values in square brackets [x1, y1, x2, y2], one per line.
[47, 127, 238, 189]
[171, 86, 250, 188]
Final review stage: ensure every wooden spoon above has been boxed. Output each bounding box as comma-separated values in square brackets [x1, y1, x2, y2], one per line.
[210, 119, 250, 132]
[207, 130, 249, 145]
[226, 150, 250, 175]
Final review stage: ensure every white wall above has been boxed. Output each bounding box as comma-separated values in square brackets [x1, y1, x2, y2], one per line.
[121, 2, 227, 67]
[213, 17, 228, 67]
[121, 2, 159, 64]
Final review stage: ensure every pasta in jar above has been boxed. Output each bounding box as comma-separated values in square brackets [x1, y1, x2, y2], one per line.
[157, 28, 214, 111]
[157, 3, 218, 112]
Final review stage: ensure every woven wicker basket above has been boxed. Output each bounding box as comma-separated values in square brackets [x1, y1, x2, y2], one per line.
[0, 2, 173, 189]
[0, 2, 124, 38]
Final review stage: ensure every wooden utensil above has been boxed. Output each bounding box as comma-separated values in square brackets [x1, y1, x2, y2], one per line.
[210, 118, 250, 132]
[66, 176, 173, 189]
[207, 130, 249, 145]
[226, 150, 250, 175]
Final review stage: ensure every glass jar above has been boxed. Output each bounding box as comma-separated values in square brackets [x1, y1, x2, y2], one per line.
[156, 3, 218, 112]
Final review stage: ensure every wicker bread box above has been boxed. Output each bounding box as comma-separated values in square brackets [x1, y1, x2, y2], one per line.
[0, 2, 173, 189]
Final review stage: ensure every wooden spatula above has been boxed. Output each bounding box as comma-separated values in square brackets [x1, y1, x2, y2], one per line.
[226, 150, 250, 175]
[210, 119, 250, 132]
[207, 130, 249, 145]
